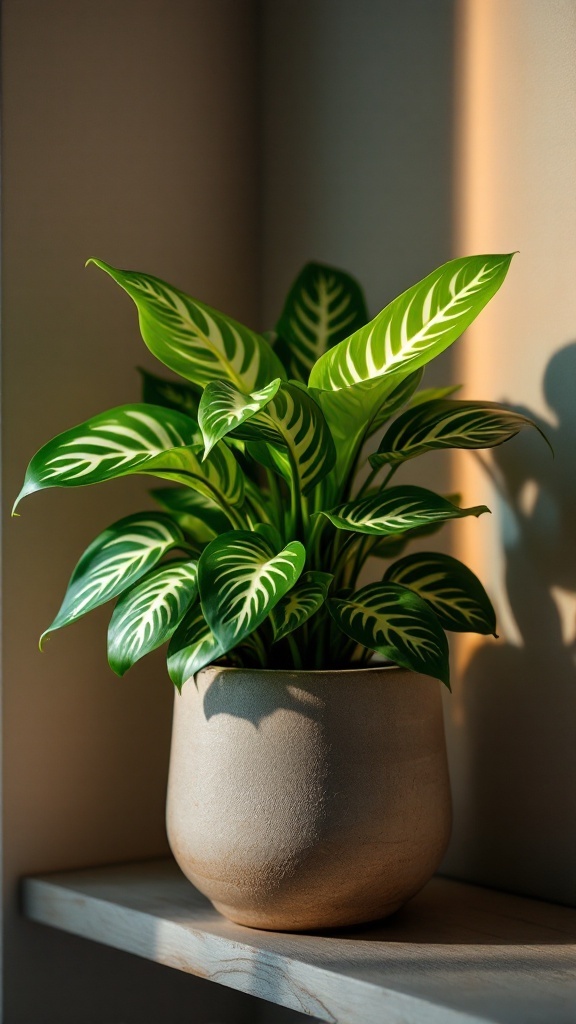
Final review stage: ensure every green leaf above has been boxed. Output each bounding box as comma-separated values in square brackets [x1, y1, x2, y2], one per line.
[371, 399, 542, 467]
[139, 368, 200, 419]
[236, 383, 336, 496]
[89, 259, 286, 391]
[368, 369, 424, 435]
[41, 512, 186, 645]
[198, 531, 306, 651]
[245, 440, 292, 486]
[167, 604, 223, 691]
[274, 263, 368, 381]
[108, 559, 198, 676]
[198, 378, 281, 457]
[317, 485, 489, 536]
[142, 440, 244, 508]
[327, 582, 450, 687]
[309, 254, 514, 391]
[270, 571, 333, 641]
[150, 487, 232, 541]
[384, 552, 497, 636]
[14, 404, 200, 509]
[409, 384, 462, 407]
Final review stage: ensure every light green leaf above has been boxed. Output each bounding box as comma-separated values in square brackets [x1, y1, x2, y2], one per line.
[142, 440, 244, 508]
[327, 582, 450, 687]
[150, 487, 232, 541]
[108, 559, 198, 676]
[309, 254, 514, 391]
[408, 384, 462, 408]
[14, 404, 200, 509]
[271, 571, 333, 642]
[167, 604, 223, 691]
[384, 552, 497, 635]
[89, 259, 286, 391]
[139, 368, 200, 419]
[41, 512, 186, 645]
[317, 485, 489, 536]
[199, 531, 306, 651]
[371, 399, 542, 467]
[274, 263, 368, 381]
[198, 378, 281, 457]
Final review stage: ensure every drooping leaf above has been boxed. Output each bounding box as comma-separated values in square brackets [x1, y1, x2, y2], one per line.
[408, 384, 462, 408]
[139, 368, 200, 419]
[141, 440, 244, 508]
[108, 560, 198, 676]
[13, 404, 200, 509]
[167, 604, 223, 691]
[309, 254, 513, 394]
[317, 485, 489, 536]
[368, 369, 424, 435]
[270, 571, 333, 641]
[89, 259, 286, 391]
[274, 263, 368, 381]
[384, 552, 497, 635]
[198, 531, 306, 651]
[41, 513, 186, 646]
[327, 582, 450, 687]
[150, 487, 232, 541]
[198, 378, 281, 457]
[371, 399, 543, 467]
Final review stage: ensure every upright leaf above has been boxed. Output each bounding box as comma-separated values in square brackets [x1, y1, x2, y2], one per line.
[270, 571, 333, 641]
[372, 399, 543, 467]
[108, 560, 198, 676]
[199, 531, 305, 651]
[41, 513, 186, 645]
[384, 552, 497, 635]
[328, 582, 450, 687]
[14, 404, 200, 509]
[317, 485, 489, 536]
[309, 254, 513, 391]
[275, 263, 368, 381]
[89, 259, 286, 391]
[167, 604, 224, 691]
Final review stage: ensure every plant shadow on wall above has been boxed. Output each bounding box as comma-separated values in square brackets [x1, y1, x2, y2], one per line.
[454, 341, 576, 900]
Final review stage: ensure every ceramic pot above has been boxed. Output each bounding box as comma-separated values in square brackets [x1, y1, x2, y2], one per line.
[166, 664, 452, 931]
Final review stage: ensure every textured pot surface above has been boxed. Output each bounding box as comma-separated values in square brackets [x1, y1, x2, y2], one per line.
[166, 665, 452, 931]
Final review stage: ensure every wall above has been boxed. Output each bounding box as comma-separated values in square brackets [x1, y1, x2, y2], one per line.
[1, 1, 262, 1020]
[442, 0, 576, 906]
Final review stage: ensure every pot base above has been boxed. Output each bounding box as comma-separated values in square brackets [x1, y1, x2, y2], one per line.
[210, 898, 406, 932]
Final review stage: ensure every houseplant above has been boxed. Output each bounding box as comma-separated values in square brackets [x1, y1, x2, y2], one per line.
[15, 253, 539, 930]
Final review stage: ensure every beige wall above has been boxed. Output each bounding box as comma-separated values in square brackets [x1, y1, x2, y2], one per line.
[1, 1, 261, 1020]
[442, 0, 576, 905]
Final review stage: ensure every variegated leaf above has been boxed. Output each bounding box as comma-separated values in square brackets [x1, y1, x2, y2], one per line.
[309, 254, 513, 391]
[245, 440, 292, 486]
[384, 552, 497, 635]
[270, 571, 333, 641]
[167, 604, 223, 691]
[108, 560, 198, 676]
[317, 485, 489, 536]
[274, 263, 368, 381]
[89, 259, 286, 391]
[139, 368, 200, 419]
[198, 531, 306, 651]
[327, 582, 450, 687]
[368, 369, 424, 435]
[142, 440, 244, 508]
[198, 378, 281, 457]
[371, 399, 541, 467]
[150, 487, 232, 541]
[41, 512, 186, 645]
[14, 404, 200, 509]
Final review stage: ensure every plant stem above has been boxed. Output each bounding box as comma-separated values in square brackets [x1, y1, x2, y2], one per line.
[287, 634, 303, 669]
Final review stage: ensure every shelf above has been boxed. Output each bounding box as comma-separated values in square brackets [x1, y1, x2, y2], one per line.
[23, 858, 576, 1024]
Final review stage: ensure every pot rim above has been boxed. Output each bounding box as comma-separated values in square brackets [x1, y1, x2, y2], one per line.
[196, 661, 410, 679]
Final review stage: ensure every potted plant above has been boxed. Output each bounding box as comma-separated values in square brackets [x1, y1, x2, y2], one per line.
[14, 253, 540, 931]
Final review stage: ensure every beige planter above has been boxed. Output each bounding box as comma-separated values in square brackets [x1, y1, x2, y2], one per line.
[166, 664, 452, 931]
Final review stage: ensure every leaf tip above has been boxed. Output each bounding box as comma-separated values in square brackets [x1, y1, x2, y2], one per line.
[38, 631, 51, 652]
